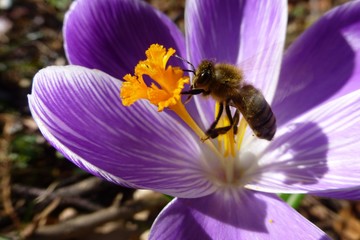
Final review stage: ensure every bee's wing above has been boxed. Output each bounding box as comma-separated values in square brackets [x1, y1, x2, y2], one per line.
[236, 41, 285, 101]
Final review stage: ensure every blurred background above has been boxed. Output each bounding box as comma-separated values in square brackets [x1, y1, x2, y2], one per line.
[0, 0, 359, 239]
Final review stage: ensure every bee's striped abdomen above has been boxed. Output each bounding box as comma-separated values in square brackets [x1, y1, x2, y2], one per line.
[233, 85, 276, 140]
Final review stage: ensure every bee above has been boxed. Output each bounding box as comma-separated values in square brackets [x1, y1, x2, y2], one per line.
[180, 59, 276, 141]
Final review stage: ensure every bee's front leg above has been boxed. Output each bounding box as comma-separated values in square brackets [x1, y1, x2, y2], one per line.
[181, 89, 207, 103]
[181, 89, 205, 95]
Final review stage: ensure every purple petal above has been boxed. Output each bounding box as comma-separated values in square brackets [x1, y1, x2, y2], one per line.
[29, 66, 217, 198]
[316, 188, 360, 200]
[273, 0, 360, 126]
[185, 0, 287, 128]
[64, 0, 185, 80]
[150, 190, 328, 239]
[247, 89, 360, 199]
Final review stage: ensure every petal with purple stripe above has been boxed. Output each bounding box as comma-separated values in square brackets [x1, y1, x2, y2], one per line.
[315, 188, 360, 200]
[273, 0, 360, 126]
[247, 89, 360, 199]
[150, 190, 328, 239]
[29, 66, 217, 198]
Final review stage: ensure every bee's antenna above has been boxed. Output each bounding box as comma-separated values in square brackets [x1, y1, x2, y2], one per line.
[174, 54, 196, 74]
[183, 69, 196, 74]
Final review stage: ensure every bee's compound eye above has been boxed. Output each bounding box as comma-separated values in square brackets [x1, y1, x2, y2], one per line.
[201, 70, 211, 79]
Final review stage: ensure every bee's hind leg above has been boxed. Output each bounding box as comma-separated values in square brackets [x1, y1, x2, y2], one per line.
[232, 109, 240, 135]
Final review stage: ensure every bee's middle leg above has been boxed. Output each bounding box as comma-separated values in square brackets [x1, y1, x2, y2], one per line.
[204, 101, 238, 140]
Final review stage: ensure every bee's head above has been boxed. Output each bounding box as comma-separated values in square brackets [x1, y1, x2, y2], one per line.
[193, 60, 215, 90]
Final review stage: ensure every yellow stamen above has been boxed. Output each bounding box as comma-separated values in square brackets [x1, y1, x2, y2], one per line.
[212, 103, 250, 183]
[215, 102, 236, 158]
[120, 44, 189, 112]
[236, 117, 248, 151]
[121, 74, 148, 106]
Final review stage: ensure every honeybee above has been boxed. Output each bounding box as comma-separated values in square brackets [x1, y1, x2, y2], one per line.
[181, 59, 276, 141]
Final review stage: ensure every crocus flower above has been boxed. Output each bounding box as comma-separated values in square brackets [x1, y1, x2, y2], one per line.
[28, 0, 360, 239]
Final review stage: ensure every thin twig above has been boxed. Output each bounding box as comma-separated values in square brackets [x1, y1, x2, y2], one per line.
[28, 192, 168, 240]
[12, 182, 103, 211]
[0, 114, 21, 229]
